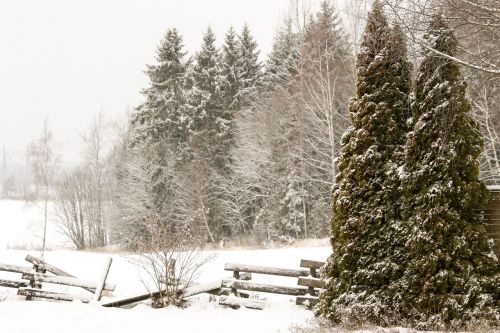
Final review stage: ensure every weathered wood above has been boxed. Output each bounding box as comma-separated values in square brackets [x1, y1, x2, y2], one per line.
[297, 276, 324, 289]
[25, 255, 97, 293]
[25, 255, 71, 277]
[17, 288, 92, 303]
[181, 280, 223, 298]
[0, 279, 29, 289]
[93, 257, 113, 302]
[219, 296, 265, 310]
[0, 263, 34, 274]
[22, 273, 115, 292]
[486, 201, 500, 210]
[299, 259, 325, 270]
[296, 296, 319, 307]
[224, 263, 309, 278]
[207, 287, 231, 296]
[233, 272, 252, 281]
[101, 289, 167, 307]
[221, 279, 312, 296]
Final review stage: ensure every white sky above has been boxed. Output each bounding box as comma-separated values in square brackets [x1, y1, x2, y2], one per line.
[0, 0, 338, 165]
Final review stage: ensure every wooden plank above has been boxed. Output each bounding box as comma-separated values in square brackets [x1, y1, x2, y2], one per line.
[101, 289, 167, 308]
[93, 257, 113, 302]
[486, 202, 500, 210]
[207, 287, 231, 296]
[219, 296, 265, 310]
[17, 288, 92, 303]
[296, 296, 319, 307]
[297, 276, 324, 289]
[299, 259, 325, 270]
[22, 273, 115, 292]
[234, 272, 252, 281]
[25, 255, 72, 276]
[181, 280, 223, 298]
[224, 263, 309, 278]
[221, 279, 312, 296]
[0, 279, 29, 289]
[0, 263, 33, 274]
[25, 255, 103, 293]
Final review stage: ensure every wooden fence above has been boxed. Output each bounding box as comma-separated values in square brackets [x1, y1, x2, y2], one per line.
[0, 255, 114, 303]
[486, 186, 500, 257]
[223, 259, 325, 309]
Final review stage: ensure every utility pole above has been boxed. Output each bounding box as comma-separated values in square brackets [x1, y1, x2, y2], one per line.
[1, 145, 6, 198]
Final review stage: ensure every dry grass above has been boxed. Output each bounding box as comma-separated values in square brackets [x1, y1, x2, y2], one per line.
[290, 318, 500, 333]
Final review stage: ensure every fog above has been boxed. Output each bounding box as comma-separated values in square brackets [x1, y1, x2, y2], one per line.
[0, 0, 291, 164]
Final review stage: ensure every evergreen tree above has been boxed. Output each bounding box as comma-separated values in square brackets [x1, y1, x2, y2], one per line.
[237, 24, 262, 106]
[184, 27, 230, 241]
[220, 26, 240, 111]
[187, 27, 222, 133]
[264, 19, 299, 89]
[131, 28, 187, 146]
[318, 2, 412, 324]
[401, 16, 499, 329]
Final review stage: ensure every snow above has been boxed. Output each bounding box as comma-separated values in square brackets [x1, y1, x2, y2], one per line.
[0, 200, 69, 250]
[0, 197, 331, 333]
[0, 247, 330, 333]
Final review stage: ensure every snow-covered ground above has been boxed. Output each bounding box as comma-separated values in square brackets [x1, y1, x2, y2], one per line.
[0, 200, 68, 250]
[0, 199, 332, 332]
[0, 247, 330, 333]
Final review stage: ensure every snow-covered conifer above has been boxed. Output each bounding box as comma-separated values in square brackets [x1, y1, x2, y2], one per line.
[220, 26, 241, 111]
[401, 16, 499, 329]
[318, 1, 412, 324]
[131, 28, 187, 146]
[237, 24, 262, 106]
[264, 19, 299, 89]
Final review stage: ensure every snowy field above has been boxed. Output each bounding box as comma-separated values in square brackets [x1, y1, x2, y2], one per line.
[0, 200, 68, 250]
[0, 200, 332, 333]
[0, 247, 330, 333]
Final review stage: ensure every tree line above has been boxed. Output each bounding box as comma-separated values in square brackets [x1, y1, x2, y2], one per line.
[111, 0, 355, 248]
[22, 0, 500, 256]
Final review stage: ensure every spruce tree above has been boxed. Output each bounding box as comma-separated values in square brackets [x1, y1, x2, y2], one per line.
[185, 27, 229, 241]
[220, 26, 240, 111]
[401, 16, 499, 329]
[264, 19, 299, 89]
[318, 2, 412, 324]
[131, 28, 187, 146]
[237, 24, 262, 106]
[186, 26, 229, 161]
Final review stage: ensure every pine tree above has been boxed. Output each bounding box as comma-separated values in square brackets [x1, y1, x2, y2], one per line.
[401, 16, 499, 329]
[318, 2, 412, 324]
[131, 28, 187, 146]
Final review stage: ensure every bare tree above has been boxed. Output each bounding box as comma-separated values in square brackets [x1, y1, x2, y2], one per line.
[27, 119, 59, 256]
[382, 0, 500, 75]
[53, 168, 91, 250]
[80, 113, 111, 247]
[127, 228, 214, 307]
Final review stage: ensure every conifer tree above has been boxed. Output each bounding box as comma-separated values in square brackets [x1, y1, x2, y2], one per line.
[264, 19, 299, 89]
[401, 16, 499, 329]
[237, 24, 262, 106]
[187, 27, 222, 131]
[184, 27, 229, 241]
[131, 28, 187, 146]
[186, 27, 230, 163]
[318, 2, 412, 324]
[220, 26, 240, 111]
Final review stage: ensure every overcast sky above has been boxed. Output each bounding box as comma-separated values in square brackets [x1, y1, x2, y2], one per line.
[0, 0, 327, 164]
